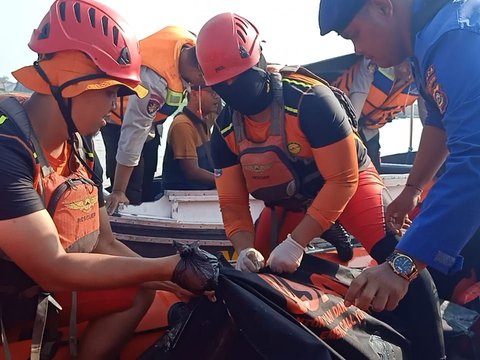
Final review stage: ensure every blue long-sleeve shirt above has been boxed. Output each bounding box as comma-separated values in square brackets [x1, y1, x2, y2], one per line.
[397, 0, 480, 274]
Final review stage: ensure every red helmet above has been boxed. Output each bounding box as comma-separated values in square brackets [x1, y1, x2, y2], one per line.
[29, 0, 142, 85]
[196, 13, 262, 86]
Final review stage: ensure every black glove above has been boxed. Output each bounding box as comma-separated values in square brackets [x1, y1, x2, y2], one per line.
[171, 241, 219, 294]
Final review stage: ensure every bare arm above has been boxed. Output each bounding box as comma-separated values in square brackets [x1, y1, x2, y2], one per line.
[417, 97, 428, 125]
[179, 159, 215, 187]
[385, 125, 448, 229]
[0, 209, 179, 292]
[105, 163, 134, 214]
[230, 230, 255, 254]
[111, 163, 135, 195]
[94, 206, 141, 257]
[407, 125, 448, 189]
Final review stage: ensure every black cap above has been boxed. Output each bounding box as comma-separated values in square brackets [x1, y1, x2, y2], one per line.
[319, 0, 368, 35]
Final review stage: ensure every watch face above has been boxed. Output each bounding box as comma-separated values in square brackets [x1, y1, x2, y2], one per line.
[392, 255, 414, 275]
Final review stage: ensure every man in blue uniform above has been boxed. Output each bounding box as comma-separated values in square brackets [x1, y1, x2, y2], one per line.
[319, 0, 480, 312]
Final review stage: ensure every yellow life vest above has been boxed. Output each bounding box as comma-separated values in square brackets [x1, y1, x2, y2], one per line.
[111, 26, 196, 124]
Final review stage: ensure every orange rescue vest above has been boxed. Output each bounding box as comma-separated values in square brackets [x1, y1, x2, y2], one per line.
[110, 26, 195, 124]
[333, 62, 417, 129]
[232, 67, 358, 210]
[0, 97, 100, 253]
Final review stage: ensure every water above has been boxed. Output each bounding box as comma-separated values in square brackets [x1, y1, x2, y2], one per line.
[93, 115, 422, 186]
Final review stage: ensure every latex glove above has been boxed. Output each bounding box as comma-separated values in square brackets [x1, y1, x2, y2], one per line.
[105, 190, 129, 215]
[267, 234, 304, 273]
[236, 248, 265, 272]
[386, 186, 421, 234]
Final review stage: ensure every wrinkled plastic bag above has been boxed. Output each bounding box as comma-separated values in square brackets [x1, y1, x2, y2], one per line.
[170, 241, 219, 294]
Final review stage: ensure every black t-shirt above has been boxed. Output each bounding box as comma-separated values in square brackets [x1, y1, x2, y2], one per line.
[0, 113, 105, 220]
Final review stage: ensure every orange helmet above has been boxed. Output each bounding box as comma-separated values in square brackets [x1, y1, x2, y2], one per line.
[196, 13, 262, 86]
[29, 0, 142, 86]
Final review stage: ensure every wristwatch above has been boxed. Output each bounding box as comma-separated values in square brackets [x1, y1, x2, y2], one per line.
[386, 252, 419, 281]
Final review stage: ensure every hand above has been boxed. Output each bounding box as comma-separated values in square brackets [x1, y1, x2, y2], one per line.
[145, 281, 216, 303]
[266, 234, 304, 273]
[105, 190, 129, 215]
[344, 262, 410, 312]
[386, 188, 421, 234]
[236, 248, 265, 272]
[146, 280, 196, 302]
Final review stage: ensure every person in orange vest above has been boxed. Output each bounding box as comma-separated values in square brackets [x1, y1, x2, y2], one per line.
[333, 57, 421, 170]
[105, 26, 205, 214]
[0, 2, 217, 359]
[162, 85, 221, 191]
[196, 13, 444, 356]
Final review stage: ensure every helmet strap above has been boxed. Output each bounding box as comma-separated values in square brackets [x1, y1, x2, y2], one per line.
[33, 61, 78, 141]
[33, 62, 104, 184]
[33, 61, 108, 141]
[197, 87, 204, 120]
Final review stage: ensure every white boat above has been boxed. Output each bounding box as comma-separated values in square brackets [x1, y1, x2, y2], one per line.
[110, 173, 409, 259]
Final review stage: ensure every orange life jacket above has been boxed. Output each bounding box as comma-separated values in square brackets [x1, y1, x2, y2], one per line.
[232, 67, 358, 210]
[0, 97, 101, 359]
[0, 97, 100, 253]
[110, 26, 196, 124]
[333, 62, 418, 129]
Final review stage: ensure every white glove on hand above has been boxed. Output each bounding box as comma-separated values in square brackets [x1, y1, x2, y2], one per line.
[235, 248, 265, 272]
[267, 234, 305, 273]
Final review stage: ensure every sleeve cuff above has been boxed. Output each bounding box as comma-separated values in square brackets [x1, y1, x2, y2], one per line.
[396, 243, 464, 275]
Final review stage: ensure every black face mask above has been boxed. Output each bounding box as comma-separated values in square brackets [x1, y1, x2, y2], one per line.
[212, 67, 273, 115]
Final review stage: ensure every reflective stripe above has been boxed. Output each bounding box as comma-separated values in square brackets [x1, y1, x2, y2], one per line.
[220, 123, 233, 135]
[165, 89, 184, 106]
[282, 78, 310, 88]
[284, 105, 298, 114]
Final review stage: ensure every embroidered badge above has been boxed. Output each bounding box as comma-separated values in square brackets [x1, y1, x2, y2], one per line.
[65, 195, 98, 213]
[243, 163, 274, 173]
[147, 99, 161, 116]
[367, 62, 377, 74]
[425, 64, 448, 114]
[287, 142, 301, 155]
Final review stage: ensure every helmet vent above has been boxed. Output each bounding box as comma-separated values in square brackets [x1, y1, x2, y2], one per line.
[88, 8, 96, 27]
[101, 16, 109, 36]
[38, 23, 50, 40]
[112, 26, 119, 46]
[239, 46, 249, 59]
[235, 18, 249, 44]
[74, 3, 81, 23]
[118, 47, 131, 65]
[59, 1, 66, 21]
[236, 29, 246, 44]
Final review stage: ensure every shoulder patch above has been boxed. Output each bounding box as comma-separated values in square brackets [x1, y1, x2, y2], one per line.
[287, 142, 301, 155]
[425, 65, 447, 114]
[146, 94, 165, 116]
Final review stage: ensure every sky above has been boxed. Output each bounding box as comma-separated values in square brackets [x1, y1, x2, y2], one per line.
[0, 0, 353, 82]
